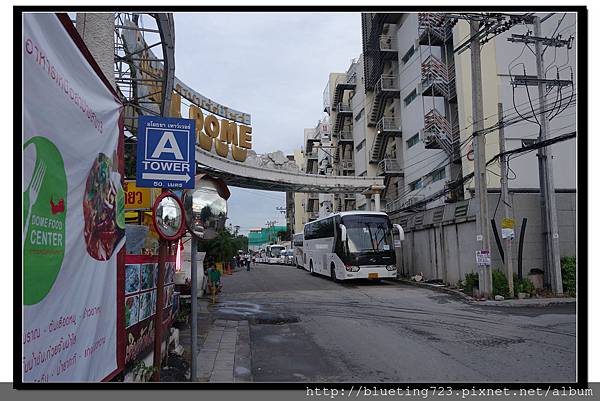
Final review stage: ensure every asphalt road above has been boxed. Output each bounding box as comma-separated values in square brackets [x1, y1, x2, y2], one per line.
[210, 263, 576, 383]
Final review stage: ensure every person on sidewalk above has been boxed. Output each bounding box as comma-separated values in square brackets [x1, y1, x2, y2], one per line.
[245, 254, 251, 271]
[207, 262, 222, 294]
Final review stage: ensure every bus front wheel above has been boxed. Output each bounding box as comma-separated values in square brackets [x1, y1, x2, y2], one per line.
[330, 264, 338, 283]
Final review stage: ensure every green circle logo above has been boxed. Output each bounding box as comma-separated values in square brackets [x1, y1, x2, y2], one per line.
[23, 136, 67, 305]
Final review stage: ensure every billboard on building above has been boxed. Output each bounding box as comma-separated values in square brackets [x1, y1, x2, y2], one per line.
[22, 13, 125, 382]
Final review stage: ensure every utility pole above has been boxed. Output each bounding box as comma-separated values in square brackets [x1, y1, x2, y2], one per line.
[470, 20, 493, 299]
[533, 16, 563, 295]
[190, 235, 198, 380]
[506, 15, 571, 295]
[498, 103, 514, 298]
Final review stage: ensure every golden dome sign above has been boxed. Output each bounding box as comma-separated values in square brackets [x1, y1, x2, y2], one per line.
[122, 21, 252, 162]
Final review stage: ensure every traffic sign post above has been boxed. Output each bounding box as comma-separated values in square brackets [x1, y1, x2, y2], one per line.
[136, 116, 196, 189]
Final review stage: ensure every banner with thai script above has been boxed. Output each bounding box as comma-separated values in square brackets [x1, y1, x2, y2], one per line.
[22, 13, 124, 382]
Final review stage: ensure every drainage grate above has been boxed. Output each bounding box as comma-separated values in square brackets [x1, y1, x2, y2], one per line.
[253, 316, 300, 325]
[467, 337, 525, 347]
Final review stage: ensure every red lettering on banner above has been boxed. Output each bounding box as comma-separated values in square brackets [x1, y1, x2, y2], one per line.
[24, 37, 104, 135]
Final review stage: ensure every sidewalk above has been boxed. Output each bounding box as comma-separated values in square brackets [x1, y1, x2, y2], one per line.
[395, 278, 576, 307]
[194, 316, 252, 382]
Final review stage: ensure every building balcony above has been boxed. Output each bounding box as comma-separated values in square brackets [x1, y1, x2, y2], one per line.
[421, 55, 456, 101]
[377, 158, 403, 176]
[418, 13, 454, 46]
[336, 102, 352, 114]
[420, 109, 456, 156]
[337, 129, 354, 142]
[379, 35, 398, 60]
[369, 117, 402, 164]
[333, 74, 357, 106]
[334, 102, 353, 133]
[367, 75, 401, 127]
[376, 116, 402, 134]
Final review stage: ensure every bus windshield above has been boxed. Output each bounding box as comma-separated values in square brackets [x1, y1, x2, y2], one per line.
[270, 246, 285, 257]
[341, 215, 393, 254]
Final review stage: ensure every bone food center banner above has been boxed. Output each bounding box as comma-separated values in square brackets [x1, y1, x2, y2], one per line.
[22, 13, 125, 382]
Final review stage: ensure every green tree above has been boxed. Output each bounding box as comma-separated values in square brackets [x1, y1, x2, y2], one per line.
[198, 230, 248, 263]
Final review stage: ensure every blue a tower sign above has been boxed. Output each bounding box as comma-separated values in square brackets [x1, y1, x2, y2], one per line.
[136, 116, 196, 189]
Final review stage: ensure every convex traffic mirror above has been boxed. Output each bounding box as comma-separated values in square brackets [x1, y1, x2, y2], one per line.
[183, 176, 230, 240]
[152, 191, 186, 241]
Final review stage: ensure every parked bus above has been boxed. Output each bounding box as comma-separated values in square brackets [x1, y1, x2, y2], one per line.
[265, 244, 286, 264]
[303, 211, 404, 281]
[292, 233, 304, 269]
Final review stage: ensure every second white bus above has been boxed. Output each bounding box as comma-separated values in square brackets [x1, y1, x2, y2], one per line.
[303, 211, 404, 281]
[265, 244, 286, 264]
[292, 233, 304, 269]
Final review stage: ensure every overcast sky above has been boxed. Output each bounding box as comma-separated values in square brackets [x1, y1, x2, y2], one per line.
[173, 12, 362, 234]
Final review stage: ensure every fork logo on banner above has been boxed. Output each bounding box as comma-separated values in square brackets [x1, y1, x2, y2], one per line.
[136, 115, 196, 189]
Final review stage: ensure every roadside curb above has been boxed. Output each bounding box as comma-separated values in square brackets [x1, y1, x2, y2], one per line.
[394, 278, 472, 303]
[393, 278, 576, 307]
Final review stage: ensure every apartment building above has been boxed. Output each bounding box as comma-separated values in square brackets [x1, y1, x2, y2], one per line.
[359, 12, 575, 217]
[292, 148, 306, 235]
[322, 71, 358, 212]
[294, 12, 575, 242]
[292, 120, 335, 234]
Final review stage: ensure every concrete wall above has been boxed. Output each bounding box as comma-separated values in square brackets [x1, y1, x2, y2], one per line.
[76, 13, 115, 88]
[391, 191, 576, 285]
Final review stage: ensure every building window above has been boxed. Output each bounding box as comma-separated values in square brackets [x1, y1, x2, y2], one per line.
[401, 45, 415, 64]
[404, 89, 417, 107]
[408, 178, 423, 191]
[355, 108, 364, 121]
[356, 139, 366, 152]
[406, 133, 420, 148]
[430, 167, 446, 182]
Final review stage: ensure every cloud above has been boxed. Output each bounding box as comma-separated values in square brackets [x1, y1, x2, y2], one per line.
[174, 12, 361, 233]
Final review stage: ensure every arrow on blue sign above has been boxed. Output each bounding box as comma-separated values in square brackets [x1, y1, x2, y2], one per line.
[142, 172, 191, 182]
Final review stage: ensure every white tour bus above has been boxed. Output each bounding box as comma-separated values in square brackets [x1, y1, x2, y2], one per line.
[292, 233, 304, 269]
[303, 211, 404, 281]
[265, 244, 286, 264]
